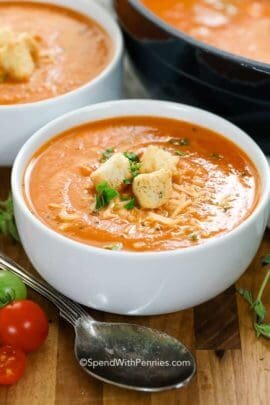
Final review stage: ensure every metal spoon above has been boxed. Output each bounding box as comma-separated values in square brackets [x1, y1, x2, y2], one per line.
[0, 253, 196, 392]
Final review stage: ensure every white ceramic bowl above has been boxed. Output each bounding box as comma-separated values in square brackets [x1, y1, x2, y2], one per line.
[12, 100, 270, 316]
[0, 0, 123, 166]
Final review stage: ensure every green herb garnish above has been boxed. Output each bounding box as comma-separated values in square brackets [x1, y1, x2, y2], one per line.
[0, 194, 20, 242]
[124, 152, 139, 162]
[124, 198, 136, 210]
[100, 148, 115, 163]
[262, 254, 270, 265]
[95, 182, 118, 210]
[190, 233, 198, 242]
[238, 288, 253, 306]
[238, 256, 270, 339]
[122, 152, 142, 185]
[254, 323, 270, 339]
[130, 162, 141, 178]
[175, 151, 187, 156]
[105, 242, 123, 251]
[169, 138, 189, 146]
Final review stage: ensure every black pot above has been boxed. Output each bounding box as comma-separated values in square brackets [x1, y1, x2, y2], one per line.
[114, 0, 270, 153]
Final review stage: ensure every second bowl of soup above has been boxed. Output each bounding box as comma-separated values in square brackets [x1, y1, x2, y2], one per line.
[0, 0, 123, 165]
[12, 100, 270, 315]
[115, 0, 270, 152]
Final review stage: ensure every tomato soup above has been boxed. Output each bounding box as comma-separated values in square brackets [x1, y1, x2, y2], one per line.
[0, 1, 112, 104]
[24, 117, 260, 252]
[142, 0, 270, 64]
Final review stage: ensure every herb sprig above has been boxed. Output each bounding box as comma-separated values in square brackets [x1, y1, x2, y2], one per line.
[95, 182, 118, 210]
[0, 194, 20, 242]
[123, 152, 139, 162]
[238, 255, 270, 339]
[123, 151, 141, 184]
[130, 162, 141, 178]
[124, 198, 136, 210]
[100, 148, 115, 163]
[175, 151, 187, 157]
[105, 242, 123, 251]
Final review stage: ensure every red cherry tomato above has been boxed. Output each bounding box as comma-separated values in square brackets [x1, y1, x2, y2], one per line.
[0, 345, 26, 385]
[0, 300, 49, 353]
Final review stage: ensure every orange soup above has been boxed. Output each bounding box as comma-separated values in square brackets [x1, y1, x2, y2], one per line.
[0, 2, 112, 104]
[142, 0, 270, 64]
[24, 117, 260, 252]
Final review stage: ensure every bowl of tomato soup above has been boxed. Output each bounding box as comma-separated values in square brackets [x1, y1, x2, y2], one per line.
[12, 100, 270, 315]
[115, 0, 270, 152]
[0, 0, 123, 165]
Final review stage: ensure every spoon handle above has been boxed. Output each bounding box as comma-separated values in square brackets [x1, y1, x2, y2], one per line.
[0, 253, 92, 326]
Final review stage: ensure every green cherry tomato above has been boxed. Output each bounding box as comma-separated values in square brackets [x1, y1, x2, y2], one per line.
[0, 270, 27, 308]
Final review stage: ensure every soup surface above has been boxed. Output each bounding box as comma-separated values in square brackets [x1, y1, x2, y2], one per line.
[24, 116, 260, 252]
[142, 0, 270, 64]
[0, 1, 112, 104]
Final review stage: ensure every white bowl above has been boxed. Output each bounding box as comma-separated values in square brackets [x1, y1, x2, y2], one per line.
[0, 0, 123, 166]
[12, 100, 270, 316]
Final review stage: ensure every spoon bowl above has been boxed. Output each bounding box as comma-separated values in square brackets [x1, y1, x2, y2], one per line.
[75, 318, 196, 391]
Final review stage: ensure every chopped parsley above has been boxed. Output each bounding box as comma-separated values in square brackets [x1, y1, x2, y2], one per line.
[105, 242, 123, 251]
[0, 193, 20, 243]
[238, 257, 270, 340]
[130, 162, 141, 178]
[190, 233, 198, 242]
[262, 254, 270, 266]
[124, 152, 139, 162]
[175, 150, 187, 156]
[169, 138, 189, 146]
[100, 148, 115, 163]
[124, 198, 136, 210]
[121, 151, 142, 185]
[95, 182, 118, 210]
[123, 178, 132, 185]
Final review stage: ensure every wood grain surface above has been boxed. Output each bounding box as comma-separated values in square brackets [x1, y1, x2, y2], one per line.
[0, 167, 269, 405]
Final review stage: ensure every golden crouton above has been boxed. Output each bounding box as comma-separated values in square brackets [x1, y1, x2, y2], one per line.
[133, 169, 172, 209]
[0, 27, 15, 47]
[91, 153, 132, 190]
[0, 40, 35, 81]
[0, 29, 39, 81]
[141, 146, 179, 175]
[19, 32, 39, 60]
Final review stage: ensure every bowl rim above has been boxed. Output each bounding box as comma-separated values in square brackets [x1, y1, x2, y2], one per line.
[0, 0, 123, 110]
[128, 0, 270, 74]
[12, 99, 270, 258]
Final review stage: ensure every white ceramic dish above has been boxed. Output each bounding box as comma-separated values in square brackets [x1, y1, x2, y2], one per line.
[12, 100, 270, 316]
[0, 0, 123, 166]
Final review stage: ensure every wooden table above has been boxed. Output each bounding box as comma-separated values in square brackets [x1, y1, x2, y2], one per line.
[0, 167, 269, 405]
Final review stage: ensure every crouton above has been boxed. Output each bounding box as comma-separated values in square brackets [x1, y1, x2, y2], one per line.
[91, 153, 132, 190]
[133, 169, 172, 209]
[0, 27, 15, 47]
[0, 29, 39, 81]
[19, 32, 39, 60]
[141, 146, 179, 175]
